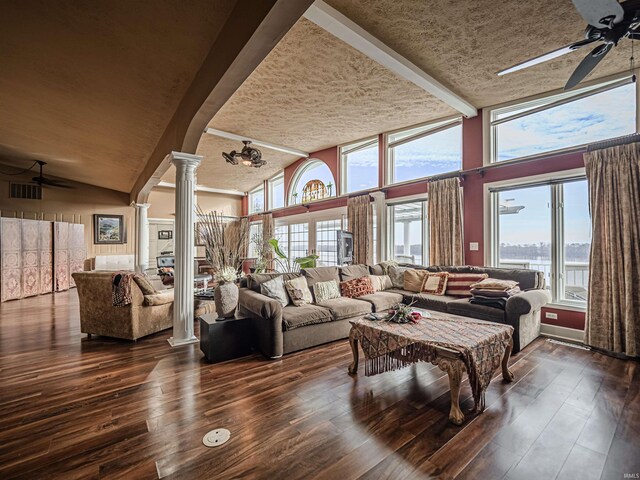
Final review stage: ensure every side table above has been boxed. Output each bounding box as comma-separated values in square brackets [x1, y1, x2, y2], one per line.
[199, 313, 254, 363]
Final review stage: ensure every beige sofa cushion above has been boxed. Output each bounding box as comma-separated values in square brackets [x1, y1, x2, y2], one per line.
[282, 304, 333, 330]
[369, 274, 393, 292]
[357, 291, 403, 312]
[143, 290, 174, 306]
[403, 269, 428, 292]
[340, 264, 370, 281]
[317, 297, 372, 320]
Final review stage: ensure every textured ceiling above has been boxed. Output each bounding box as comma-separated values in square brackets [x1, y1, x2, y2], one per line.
[0, 0, 235, 192]
[195, 17, 456, 190]
[161, 134, 298, 189]
[325, 0, 633, 108]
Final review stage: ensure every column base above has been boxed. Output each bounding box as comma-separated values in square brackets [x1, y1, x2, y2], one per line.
[167, 335, 199, 347]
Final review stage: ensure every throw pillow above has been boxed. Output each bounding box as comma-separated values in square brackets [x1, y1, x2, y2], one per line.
[284, 276, 313, 306]
[422, 272, 450, 295]
[388, 265, 408, 289]
[470, 278, 519, 291]
[134, 274, 157, 295]
[313, 280, 341, 303]
[445, 273, 489, 297]
[260, 275, 289, 308]
[403, 269, 428, 293]
[369, 274, 393, 292]
[341, 276, 375, 298]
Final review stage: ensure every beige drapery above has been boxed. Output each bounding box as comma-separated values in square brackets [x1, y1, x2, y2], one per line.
[347, 194, 373, 265]
[428, 177, 464, 266]
[585, 142, 640, 357]
[262, 213, 274, 270]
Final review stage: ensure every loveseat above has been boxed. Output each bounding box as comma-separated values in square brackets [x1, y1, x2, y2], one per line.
[73, 271, 214, 340]
[239, 264, 551, 359]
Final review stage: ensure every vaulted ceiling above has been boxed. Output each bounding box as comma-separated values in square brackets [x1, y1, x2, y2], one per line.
[193, 0, 633, 191]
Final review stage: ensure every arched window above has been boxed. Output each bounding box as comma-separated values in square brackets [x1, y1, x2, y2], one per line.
[288, 159, 336, 205]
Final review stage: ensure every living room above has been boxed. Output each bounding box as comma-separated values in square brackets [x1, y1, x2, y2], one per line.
[1, 0, 639, 479]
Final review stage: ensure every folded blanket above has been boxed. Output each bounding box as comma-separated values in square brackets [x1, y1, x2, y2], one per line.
[471, 286, 521, 298]
[470, 297, 507, 309]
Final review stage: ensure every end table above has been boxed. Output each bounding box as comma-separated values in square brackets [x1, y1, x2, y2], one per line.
[199, 313, 254, 363]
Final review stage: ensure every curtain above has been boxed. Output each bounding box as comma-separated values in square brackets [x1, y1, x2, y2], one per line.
[585, 142, 640, 357]
[262, 213, 274, 271]
[347, 194, 373, 265]
[428, 177, 464, 266]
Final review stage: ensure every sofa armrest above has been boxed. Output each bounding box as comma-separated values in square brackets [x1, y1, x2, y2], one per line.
[506, 289, 552, 317]
[505, 289, 551, 353]
[239, 288, 284, 359]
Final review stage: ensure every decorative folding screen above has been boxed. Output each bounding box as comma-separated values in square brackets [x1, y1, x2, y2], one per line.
[0, 218, 22, 302]
[21, 219, 40, 298]
[54, 221, 70, 292]
[68, 223, 85, 288]
[40, 221, 53, 294]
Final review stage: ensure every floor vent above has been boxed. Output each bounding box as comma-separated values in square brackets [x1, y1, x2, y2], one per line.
[547, 338, 590, 350]
[10, 183, 42, 200]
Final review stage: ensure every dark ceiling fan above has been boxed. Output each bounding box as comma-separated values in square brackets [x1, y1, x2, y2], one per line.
[32, 161, 72, 188]
[498, 0, 640, 89]
[222, 141, 266, 168]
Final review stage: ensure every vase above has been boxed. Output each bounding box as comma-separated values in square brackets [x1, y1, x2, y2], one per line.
[215, 282, 238, 319]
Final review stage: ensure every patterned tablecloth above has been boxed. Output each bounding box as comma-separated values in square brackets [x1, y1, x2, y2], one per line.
[349, 310, 514, 410]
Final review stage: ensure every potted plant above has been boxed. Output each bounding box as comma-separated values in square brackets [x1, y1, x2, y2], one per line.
[196, 207, 249, 318]
[214, 266, 242, 318]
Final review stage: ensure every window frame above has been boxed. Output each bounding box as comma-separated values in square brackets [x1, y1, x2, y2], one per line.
[485, 168, 589, 310]
[386, 195, 429, 266]
[288, 158, 336, 205]
[248, 184, 265, 214]
[385, 115, 463, 187]
[267, 172, 285, 210]
[484, 74, 638, 166]
[339, 135, 379, 195]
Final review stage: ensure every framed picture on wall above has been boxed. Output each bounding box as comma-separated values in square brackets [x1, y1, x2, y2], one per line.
[93, 214, 126, 244]
[158, 230, 173, 240]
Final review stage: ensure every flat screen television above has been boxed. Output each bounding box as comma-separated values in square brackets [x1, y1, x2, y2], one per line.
[337, 230, 354, 265]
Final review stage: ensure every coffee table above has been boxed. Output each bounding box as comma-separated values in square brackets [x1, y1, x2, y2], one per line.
[348, 309, 514, 425]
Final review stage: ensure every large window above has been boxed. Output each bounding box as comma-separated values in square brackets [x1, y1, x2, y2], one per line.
[248, 185, 264, 214]
[289, 160, 335, 205]
[247, 221, 262, 258]
[316, 219, 341, 266]
[387, 118, 462, 185]
[389, 201, 428, 265]
[340, 137, 379, 194]
[268, 173, 285, 210]
[490, 177, 591, 306]
[489, 77, 636, 163]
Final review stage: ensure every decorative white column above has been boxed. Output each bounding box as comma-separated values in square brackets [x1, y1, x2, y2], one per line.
[168, 151, 202, 347]
[370, 191, 387, 262]
[133, 203, 150, 274]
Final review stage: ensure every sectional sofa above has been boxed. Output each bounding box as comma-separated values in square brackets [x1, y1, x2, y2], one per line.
[238, 264, 551, 359]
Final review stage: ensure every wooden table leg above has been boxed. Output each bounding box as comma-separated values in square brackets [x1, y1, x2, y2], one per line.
[437, 358, 465, 425]
[502, 337, 514, 382]
[348, 331, 359, 375]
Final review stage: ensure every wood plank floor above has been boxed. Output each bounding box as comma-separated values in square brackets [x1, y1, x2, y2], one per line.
[0, 291, 638, 479]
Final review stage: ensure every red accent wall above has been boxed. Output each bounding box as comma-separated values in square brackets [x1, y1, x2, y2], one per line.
[541, 306, 586, 331]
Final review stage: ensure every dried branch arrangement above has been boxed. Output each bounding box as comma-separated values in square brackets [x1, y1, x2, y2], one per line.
[195, 207, 248, 274]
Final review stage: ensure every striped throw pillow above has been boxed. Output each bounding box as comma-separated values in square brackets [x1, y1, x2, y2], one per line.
[445, 273, 489, 297]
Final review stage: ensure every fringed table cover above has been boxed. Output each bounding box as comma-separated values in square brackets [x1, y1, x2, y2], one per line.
[349, 312, 513, 411]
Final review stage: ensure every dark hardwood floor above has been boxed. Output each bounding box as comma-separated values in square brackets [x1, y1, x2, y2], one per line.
[0, 291, 638, 479]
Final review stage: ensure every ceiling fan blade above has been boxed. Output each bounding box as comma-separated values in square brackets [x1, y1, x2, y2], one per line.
[572, 0, 624, 27]
[565, 43, 613, 89]
[497, 38, 597, 76]
[33, 176, 73, 188]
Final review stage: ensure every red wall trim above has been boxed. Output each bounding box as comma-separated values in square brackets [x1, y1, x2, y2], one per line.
[541, 307, 586, 330]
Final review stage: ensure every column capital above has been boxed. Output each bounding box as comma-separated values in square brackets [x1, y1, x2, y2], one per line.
[131, 202, 151, 209]
[170, 151, 202, 169]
